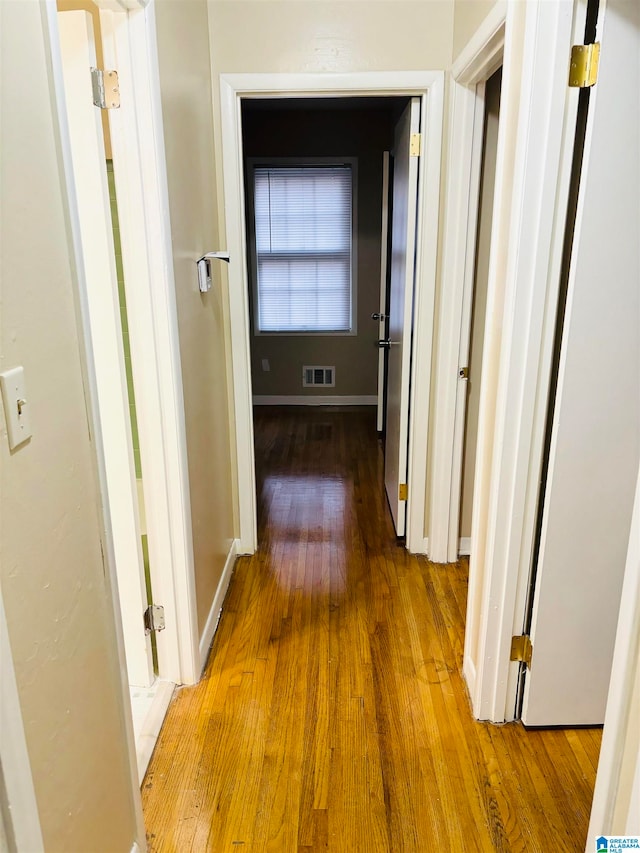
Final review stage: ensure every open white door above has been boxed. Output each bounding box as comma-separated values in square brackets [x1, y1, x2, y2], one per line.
[57, 10, 154, 687]
[521, 0, 640, 726]
[384, 98, 421, 536]
[375, 151, 391, 433]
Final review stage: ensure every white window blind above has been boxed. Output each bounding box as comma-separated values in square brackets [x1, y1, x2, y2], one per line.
[253, 165, 353, 332]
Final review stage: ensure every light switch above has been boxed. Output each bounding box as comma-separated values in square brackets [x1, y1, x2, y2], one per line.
[0, 367, 32, 450]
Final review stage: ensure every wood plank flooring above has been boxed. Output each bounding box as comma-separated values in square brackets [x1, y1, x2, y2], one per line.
[142, 407, 600, 852]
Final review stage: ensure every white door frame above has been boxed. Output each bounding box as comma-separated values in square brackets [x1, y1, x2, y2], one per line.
[96, 0, 201, 686]
[0, 590, 45, 853]
[428, 3, 506, 564]
[588, 461, 640, 843]
[219, 71, 444, 556]
[45, 0, 200, 689]
[56, 7, 154, 688]
[456, 0, 588, 721]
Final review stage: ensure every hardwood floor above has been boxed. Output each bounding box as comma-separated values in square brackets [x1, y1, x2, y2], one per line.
[142, 407, 600, 852]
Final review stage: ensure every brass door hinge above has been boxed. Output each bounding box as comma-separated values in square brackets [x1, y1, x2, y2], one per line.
[569, 43, 600, 88]
[459, 366, 469, 379]
[91, 67, 120, 109]
[410, 133, 421, 157]
[510, 635, 533, 668]
[399, 483, 408, 501]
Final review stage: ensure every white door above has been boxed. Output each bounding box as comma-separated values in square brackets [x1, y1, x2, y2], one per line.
[384, 99, 421, 536]
[58, 11, 154, 687]
[521, 0, 640, 725]
[375, 151, 391, 433]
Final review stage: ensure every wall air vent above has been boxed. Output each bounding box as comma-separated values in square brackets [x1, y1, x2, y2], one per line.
[303, 366, 335, 388]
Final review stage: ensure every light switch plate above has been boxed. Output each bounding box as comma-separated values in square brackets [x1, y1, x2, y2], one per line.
[0, 366, 32, 450]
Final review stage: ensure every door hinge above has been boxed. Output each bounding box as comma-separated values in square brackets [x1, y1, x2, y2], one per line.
[91, 67, 120, 109]
[568, 43, 600, 88]
[144, 604, 165, 635]
[510, 634, 533, 668]
[459, 366, 469, 379]
[410, 133, 421, 157]
[399, 483, 408, 501]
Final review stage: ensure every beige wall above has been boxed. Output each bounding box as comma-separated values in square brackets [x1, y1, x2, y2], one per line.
[243, 106, 397, 398]
[210, 1, 454, 75]
[154, 0, 236, 635]
[453, 0, 500, 61]
[459, 68, 501, 540]
[0, 3, 138, 850]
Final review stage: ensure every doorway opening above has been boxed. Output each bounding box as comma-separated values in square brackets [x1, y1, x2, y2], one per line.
[240, 96, 413, 541]
[458, 67, 502, 558]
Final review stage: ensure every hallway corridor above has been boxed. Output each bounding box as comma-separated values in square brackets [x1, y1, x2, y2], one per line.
[142, 407, 599, 851]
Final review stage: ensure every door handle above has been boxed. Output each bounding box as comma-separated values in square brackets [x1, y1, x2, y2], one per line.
[372, 313, 388, 321]
[378, 339, 400, 349]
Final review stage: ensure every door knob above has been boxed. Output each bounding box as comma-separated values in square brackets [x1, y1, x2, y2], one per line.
[372, 313, 388, 321]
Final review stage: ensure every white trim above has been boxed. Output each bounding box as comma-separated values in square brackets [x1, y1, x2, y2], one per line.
[252, 395, 377, 407]
[101, 3, 200, 685]
[0, 593, 45, 853]
[219, 71, 444, 557]
[452, 1, 507, 83]
[405, 84, 444, 555]
[463, 655, 477, 704]
[588, 463, 640, 844]
[56, 7, 154, 689]
[199, 539, 239, 671]
[246, 157, 359, 338]
[135, 680, 175, 784]
[43, 3, 146, 845]
[465, 0, 584, 722]
[429, 4, 506, 563]
[459, 537, 472, 557]
[428, 63, 497, 563]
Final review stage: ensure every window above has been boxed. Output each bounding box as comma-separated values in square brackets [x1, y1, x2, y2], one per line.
[250, 162, 355, 334]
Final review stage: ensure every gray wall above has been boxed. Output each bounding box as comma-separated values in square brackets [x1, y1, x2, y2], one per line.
[242, 105, 397, 399]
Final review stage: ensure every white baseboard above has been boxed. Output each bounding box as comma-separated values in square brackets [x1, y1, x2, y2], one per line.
[463, 655, 476, 709]
[252, 395, 377, 406]
[135, 680, 174, 784]
[459, 537, 471, 556]
[199, 539, 238, 672]
[405, 537, 429, 556]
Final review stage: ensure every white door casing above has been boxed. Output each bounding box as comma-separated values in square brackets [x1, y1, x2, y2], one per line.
[384, 98, 421, 537]
[521, 0, 640, 726]
[218, 72, 444, 556]
[57, 9, 154, 688]
[98, 2, 201, 686]
[461, 0, 589, 721]
[428, 2, 505, 564]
